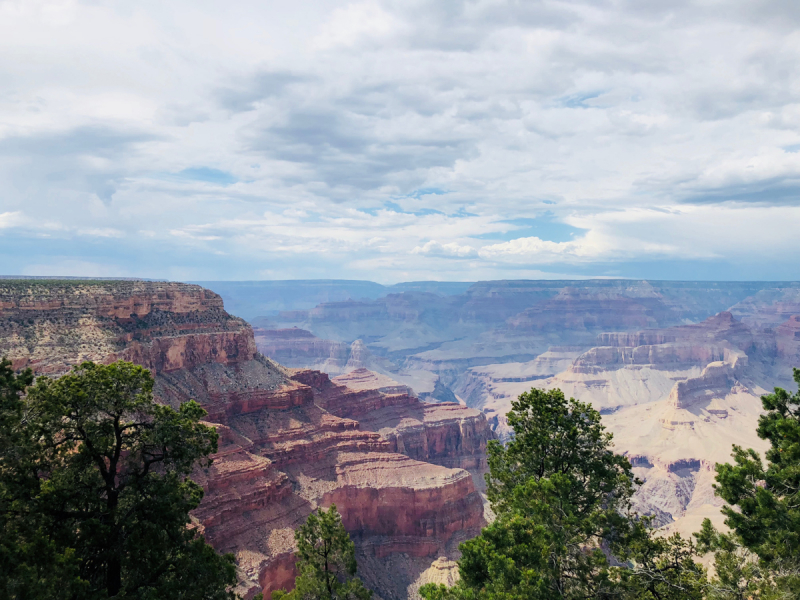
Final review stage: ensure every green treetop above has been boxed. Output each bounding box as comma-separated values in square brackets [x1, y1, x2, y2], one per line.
[274, 505, 371, 600]
[0, 360, 237, 600]
[698, 367, 800, 598]
[421, 386, 705, 600]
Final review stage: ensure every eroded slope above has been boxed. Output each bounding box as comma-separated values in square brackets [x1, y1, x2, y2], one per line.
[0, 281, 493, 600]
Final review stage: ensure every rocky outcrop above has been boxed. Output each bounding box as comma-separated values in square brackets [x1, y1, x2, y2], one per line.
[253, 328, 398, 380]
[570, 344, 739, 374]
[597, 311, 754, 352]
[776, 315, 800, 362]
[0, 280, 254, 374]
[253, 327, 349, 372]
[292, 368, 495, 477]
[505, 288, 680, 334]
[0, 281, 488, 600]
[729, 287, 800, 328]
[666, 355, 746, 410]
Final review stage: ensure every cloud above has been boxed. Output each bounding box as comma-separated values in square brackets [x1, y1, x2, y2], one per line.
[246, 105, 478, 192]
[0, 125, 157, 203]
[0, 211, 25, 229]
[412, 240, 478, 258]
[479, 236, 597, 262]
[214, 71, 311, 113]
[0, 0, 799, 280]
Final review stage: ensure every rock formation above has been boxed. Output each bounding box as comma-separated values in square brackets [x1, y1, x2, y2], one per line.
[252, 282, 797, 537]
[15, 277, 800, 592]
[0, 280, 494, 600]
[0, 280, 252, 374]
[252, 327, 350, 373]
[293, 368, 492, 482]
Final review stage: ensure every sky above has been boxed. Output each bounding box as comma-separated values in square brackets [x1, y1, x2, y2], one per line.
[1, 0, 800, 283]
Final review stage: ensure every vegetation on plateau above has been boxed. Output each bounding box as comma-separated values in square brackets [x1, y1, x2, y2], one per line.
[0, 359, 236, 600]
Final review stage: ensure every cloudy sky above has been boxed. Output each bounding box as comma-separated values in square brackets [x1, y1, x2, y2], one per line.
[1, 0, 799, 283]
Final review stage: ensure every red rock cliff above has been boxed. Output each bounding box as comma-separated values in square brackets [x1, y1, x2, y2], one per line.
[0, 280, 487, 599]
[0, 280, 255, 374]
[291, 368, 495, 477]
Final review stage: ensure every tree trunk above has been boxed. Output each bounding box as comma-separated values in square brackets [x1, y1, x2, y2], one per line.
[108, 554, 122, 597]
[107, 490, 122, 597]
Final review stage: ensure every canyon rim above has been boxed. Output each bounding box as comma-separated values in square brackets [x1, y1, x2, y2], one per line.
[3, 277, 800, 596]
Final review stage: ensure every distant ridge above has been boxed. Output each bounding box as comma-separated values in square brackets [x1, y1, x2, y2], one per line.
[190, 279, 475, 320]
[193, 279, 800, 321]
[0, 276, 161, 281]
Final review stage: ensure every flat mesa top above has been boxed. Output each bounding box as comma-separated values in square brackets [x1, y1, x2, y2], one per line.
[332, 368, 408, 392]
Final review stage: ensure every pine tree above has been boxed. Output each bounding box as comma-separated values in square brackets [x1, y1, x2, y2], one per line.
[275, 505, 371, 600]
[421, 387, 705, 600]
[701, 367, 800, 597]
[0, 360, 238, 599]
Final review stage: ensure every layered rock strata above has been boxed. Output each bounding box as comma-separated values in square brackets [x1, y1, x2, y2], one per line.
[252, 327, 349, 372]
[0, 280, 253, 374]
[236, 281, 800, 543]
[291, 368, 494, 478]
[453, 311, 773, 535]
[0, 281, 490, 600]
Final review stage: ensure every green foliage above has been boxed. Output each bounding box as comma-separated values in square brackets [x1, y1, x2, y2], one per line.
[420, 387, 705, 600]
[705, 367, 800, 597]
[0, 360, 237, 599]
[0, 357, 85, 599]
[275, 505, 371, 600]
[485, 387, 635, 515]
[615, 531, 706, 599]
[693, 518, 778, 600]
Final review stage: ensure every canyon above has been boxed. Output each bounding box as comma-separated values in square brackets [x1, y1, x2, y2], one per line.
[6, 277, 800, 595]
[239, 280, 800, 537]
[0, 280, 494, 599]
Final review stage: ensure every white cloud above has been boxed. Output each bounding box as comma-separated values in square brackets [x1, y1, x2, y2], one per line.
[0, 211, 25, 228]
[76, 227, 125, 238]
[0, 0, 799, 280]
[313, 1, 401, 49]
[413, 240, 478, 258]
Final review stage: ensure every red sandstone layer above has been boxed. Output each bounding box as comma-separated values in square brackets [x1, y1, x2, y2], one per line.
[0, 281, 488, 599]
[292, 368, 494, 476]
[0, 281, 254, 374]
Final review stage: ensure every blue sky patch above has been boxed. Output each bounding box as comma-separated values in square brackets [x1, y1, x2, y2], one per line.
[474, 215, 586, 242]
[557, 91, 602, 109]
[178, 167, 238, 186]
[382, 201, 445, 216]
[405, 187, 447, 199]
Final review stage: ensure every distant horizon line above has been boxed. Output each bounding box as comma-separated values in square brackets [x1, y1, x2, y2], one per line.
[3, 276, 800, 285]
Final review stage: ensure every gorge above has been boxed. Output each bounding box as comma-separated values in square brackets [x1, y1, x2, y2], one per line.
[0, 280, 493, 599]
[235, 279, 800, 537]
[4, 277, 800, 596]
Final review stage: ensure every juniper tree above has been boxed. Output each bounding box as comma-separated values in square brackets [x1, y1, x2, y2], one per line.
[421, 387, 705, 600]
[0, 360, 237, 599]
[275, 505, 371, 600]
[699, 367, 800, 598]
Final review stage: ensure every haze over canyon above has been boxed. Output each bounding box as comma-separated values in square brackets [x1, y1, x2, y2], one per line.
[2, 276, 799, 597]
[206, 278, 800, 539]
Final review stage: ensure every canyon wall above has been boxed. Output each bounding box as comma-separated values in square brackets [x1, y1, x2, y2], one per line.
[0, 280, 494, 600]
[0, 280, 255, 375]
[12, 277, 800, 592]
[292, 368, 492, 478]
[234, 281, 800, 539]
